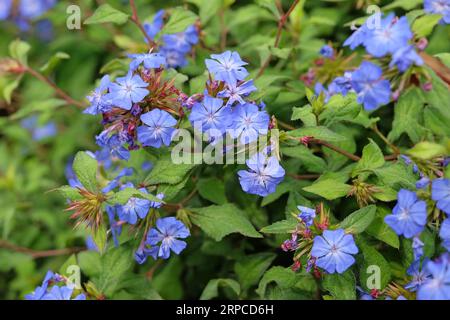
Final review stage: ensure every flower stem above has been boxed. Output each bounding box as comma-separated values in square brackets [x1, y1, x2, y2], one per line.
[0, 239, 84, 259]
[129, 0, 157, 50]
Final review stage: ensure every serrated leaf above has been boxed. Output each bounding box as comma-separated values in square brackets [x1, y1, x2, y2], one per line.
[199, 278, 240, 300]
[303, 179, 352, 200]
[197, 177, 227, 204]
[339, 205, 377, 234]
[84, 4, 129, 25]
[162, 8, 197, 34]
[352, 139, 385, 177]
[72, 151, 98, 192]
[234, 253, 276, 291]
[190, 204, 262, 241]
[107, 187, 162, 205]
[260, 218, 298, 234]
[322, 270, 356, 300]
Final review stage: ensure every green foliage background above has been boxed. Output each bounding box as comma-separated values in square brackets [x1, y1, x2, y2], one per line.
[0, 0, 449, 300]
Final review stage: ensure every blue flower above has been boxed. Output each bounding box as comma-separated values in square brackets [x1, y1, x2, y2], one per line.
[137, 109, 177, 148]
[101, 167, 134, 193]
[21, 116, 57, 141]
[96, 133, 130, 160]
[416, 176, 430, 189]
[432, 178, 450, 214]
[417, 254, 450, 300]
[117, 185, 152, 225]
[19, 0, 56, 19]
[129, 52, 166, 71]
[364, 14, 413, 58]
[144, 10, 165, 40]
[145, 217, 190, 259]
[351, 61, 391, 111]
[413, 236, 425, 260]
[205, 51, 249, 85]
[0, 0, 12, 20]
[405, 259, 432, 292]
[237, 152, 285, 197]
[319, 45, 334, 58]
[390, 45, 423, 72]
[344, 22, 370, 50]
[106, 206, 122, 247]
[400, 154, 419, 173]
[439, 218, 450, 251]
[230, 103, 269, 144]
[424, 0, 450, 24]
[311, 229, 358, 274]
[160, 47, 188, 68]
[384, 189, 427, 238]
[25, 270, 55, 300]
[189, 95, 232, 136]
[162, 25, 199, 54]
[84, 75, 112, 115]
[105, 72, 149, 110]
[217, 80, 257, 106]
[42, 286, 86, 300]
[86, 236, 99, 252]
[329, 72, 353, 96]
[297, 206, 316, 227]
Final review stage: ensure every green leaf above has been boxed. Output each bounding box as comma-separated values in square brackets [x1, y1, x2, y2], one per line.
[289, 126, 347, 142]
[190, 204, 262, 241]
[407, 141, 447, 160]
[388, 88, 428, 143]
[234, 253, 276, 291]
[281, 145, 327, 173]
[256, 267, 297, 298]
[9, 98, 66, 120]
[260, 218, 298, 234]
[366, 207, 399, 248]
[93, 245, 133, 296]
[412, 14, 443, 38]
[144, 154, 196, 185]
[319, 93, 361, 126]
[291, 105, 317, 127]
[77, 251, 102, 277]
[107, 187, 163, 205]
[303, 179, 352, 200]
[3, 76, 22, 104]
[91, 223, 107, 254]
[339, 205, 377, 234]
[84, 4, 129, 25]
[373, 162, 417, 190]
[197, 177, 227, 204]
[199, 278, 240, 300]
[39, 52, 70, 76]
[352, 139, 385, 177]
[162, 8, 198, 34]
[54, 185, 83, 201]
[357, 238, 392, 291]
[72, 151, 98, 192]
[9, 39, 31, 65]
[322, 271, 356, 300]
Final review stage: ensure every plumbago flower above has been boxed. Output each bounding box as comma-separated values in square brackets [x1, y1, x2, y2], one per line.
[205, 51, 249, 84]
[230, 103, 269, 144]
[25, 271, 86, 300]
[237, 152, 285, 197]
[105, 72, 150, 111]
[137, 109, 178, 148]
[384, 189, 427, 238]
[189, 95, 232, 137]
[298, 206, 316, 227]
[424, 0, 450, 24]
[432, 178, 450, 214]
[138, 217, 190, 262]
[417, 254, 450, 300]
[311, 229, 358, 274]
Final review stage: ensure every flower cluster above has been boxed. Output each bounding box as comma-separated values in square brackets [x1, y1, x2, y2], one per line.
[0, 0, 55, 30]
[281, 204, 358, 275]
[25, 271, 86, 300]
[309, 11, 437, 111]
[144, 10, 199, 68]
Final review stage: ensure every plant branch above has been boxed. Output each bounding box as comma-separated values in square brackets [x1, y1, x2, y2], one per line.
[312, 138, 361, 161]
[129, 0, 156, 50]
[0, 239, 85, 259]
[256, 0, 300, 78]
[371, 124, 400, 156]
[288, 173, 320, 180]
[420, 52, 450, 87]
[25, 67, 86, 109]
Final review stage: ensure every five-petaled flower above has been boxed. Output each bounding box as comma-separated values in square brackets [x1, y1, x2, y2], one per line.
[205, 51, 249, 85]
[105, 72, 149, 110]
[137, 109, 178, 148]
